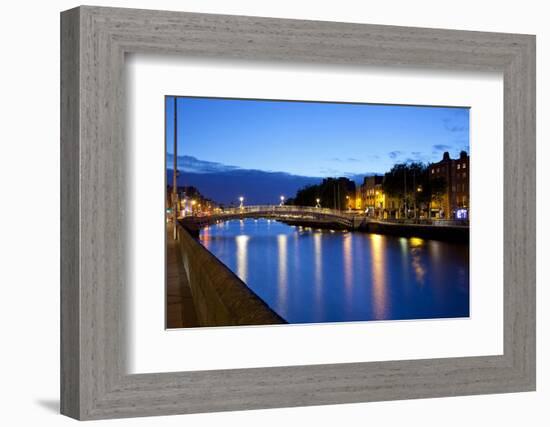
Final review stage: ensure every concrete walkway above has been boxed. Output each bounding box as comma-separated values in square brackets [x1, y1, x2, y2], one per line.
[166, 223, 199, 328]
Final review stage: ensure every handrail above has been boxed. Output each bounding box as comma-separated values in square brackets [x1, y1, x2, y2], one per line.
[187, 205, 355, 218]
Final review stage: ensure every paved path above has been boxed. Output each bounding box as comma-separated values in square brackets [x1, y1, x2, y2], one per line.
[166, 223, 199, 328]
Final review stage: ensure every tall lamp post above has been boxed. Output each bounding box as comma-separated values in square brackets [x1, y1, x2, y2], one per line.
[416, 185, 422, 218]
[315, 198, 321, 208]
[280, 195, 285, 206]
[172, 97, 178, 240]
[239, 196, 244, 209]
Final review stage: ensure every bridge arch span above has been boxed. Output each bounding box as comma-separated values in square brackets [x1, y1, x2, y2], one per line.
[180, 205, 359, 230]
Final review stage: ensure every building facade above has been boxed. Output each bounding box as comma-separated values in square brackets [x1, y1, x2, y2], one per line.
[360, 176, 385, 217]
[429, 151, 470, 219]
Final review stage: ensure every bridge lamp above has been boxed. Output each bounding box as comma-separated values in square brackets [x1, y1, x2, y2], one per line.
[239, 196, 244, 208]
[280, 195, 285, 206]
[315, 198, 321, 208]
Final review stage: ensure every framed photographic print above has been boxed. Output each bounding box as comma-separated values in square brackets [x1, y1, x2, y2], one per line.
[61, 6, 536, 420]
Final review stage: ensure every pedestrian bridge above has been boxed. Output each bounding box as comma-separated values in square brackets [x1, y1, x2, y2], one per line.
[180, 205, 359, 229]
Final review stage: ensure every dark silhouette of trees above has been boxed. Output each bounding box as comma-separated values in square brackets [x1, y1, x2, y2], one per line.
[288, 177, 355, 210]
[383, 162, 443, 217]
[427, 176, 447, 214]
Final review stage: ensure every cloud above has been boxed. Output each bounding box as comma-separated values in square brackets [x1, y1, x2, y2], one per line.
[166, 154, 240, 174]
[432, 144, 452, 151]
[388, 151, 402, 159]
[443, 117, 468, 133]
[346, 157, 360, 162]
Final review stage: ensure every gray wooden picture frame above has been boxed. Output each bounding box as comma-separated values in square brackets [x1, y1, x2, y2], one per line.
[60, 5, 536, 420]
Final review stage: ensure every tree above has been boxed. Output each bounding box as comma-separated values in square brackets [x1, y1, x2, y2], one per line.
[289, 177, 356, 209]
[292, 184, 320, 207]
[427, 176, 447, 217]
[383, 162, 429, 217]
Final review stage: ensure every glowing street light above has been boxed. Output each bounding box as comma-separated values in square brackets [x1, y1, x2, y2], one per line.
[280, 195, 285, 206]
[315, 198, 321, 208]
[239, 196, 244, 209]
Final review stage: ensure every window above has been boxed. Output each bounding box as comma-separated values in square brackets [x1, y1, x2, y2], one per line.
[452, 185, 456, 192]
[431, 169, 434, 174]
[457, 164, 461, 170]
[463, 163, 466, 168]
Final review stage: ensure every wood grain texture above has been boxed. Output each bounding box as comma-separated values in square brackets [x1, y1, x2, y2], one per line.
[60, 7, 80, 419]
[60, 6, 536, 420]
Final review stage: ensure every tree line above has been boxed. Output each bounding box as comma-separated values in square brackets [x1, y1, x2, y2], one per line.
[286, 162, 447, 213]
[286, 177, 356, 210]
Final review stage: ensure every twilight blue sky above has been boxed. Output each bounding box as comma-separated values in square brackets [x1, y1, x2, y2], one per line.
[165, 96, 469, 179]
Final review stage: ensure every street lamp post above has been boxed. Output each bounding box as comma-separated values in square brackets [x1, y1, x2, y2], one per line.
[416, 185, 422, 218]
[280, 195, 285, 206]
[315, 198, 321, 208]
[239, 196, 244, 209]
[172, 97, 178, 240]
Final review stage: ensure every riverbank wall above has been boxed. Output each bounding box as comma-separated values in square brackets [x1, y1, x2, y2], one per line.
[358, 220, 469, 243]
[281, 218, 468, 243]
[175, 222, 286, 326]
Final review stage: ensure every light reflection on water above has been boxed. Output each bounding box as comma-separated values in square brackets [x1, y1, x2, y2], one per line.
[277, 234, 288, 315]
[370, 233, 388, 320]
[200, 218, 469, 324]
[235, 235, 249, 284]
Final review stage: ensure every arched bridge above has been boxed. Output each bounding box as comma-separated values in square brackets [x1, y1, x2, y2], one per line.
[180, 205, 363, 230]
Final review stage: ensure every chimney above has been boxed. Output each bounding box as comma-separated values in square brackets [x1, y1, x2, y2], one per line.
[443, 151, 450, 161]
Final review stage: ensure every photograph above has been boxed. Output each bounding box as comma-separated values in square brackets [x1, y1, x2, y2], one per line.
[165, 96, 470, 329]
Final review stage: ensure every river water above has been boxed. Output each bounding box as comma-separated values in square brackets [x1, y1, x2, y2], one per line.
[200, 218, 469, 324]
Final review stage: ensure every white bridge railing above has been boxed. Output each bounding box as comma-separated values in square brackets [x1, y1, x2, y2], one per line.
[187, 205, 354, 219]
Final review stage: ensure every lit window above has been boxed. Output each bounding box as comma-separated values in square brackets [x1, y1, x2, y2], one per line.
[431, 169, 434, 174]
[457, 164, 461, 170]
[463, 163, 466, 168]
